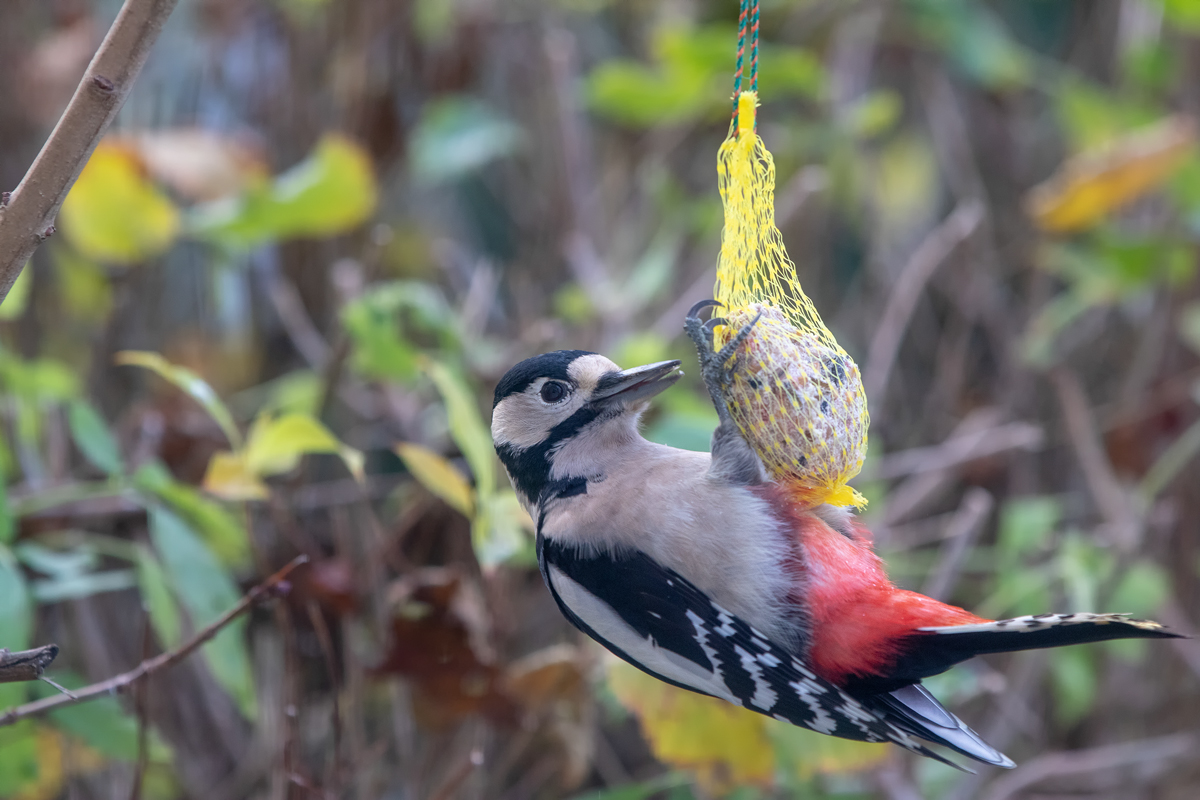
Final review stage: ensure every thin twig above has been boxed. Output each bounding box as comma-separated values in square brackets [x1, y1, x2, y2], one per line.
[1050, 368, 1141, 550]
[305, 599, 342, 794]
[922, 487, 994, 601]
[864, 419, 1044, 481]
[130, 611, 152, 800]
[864, 200, 983, 405]
[0, 0, 181, 300]
[0, 555, 307, 728]
[0, 644, 60, 684]
[977, 732, 1199, 800]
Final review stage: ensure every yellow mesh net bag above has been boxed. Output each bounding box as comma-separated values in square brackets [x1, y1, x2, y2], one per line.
[713, 91, 869, 508]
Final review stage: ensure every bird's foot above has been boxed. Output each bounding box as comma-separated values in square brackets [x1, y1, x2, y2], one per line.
[684, 300, 762, 423]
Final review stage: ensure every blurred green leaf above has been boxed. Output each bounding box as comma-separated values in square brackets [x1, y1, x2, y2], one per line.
[422, 359, 495, 494]
[411, 97, 524, 184]
[414, 0, 454, 42]
[0, 484, 13, 546]
[247, 369, 323, 417]
[1121, 42, 1176, 95]
[619, 231, 680, 311]
[13, 540, 97, 577]
[588, 25, 823, 128]
[31, 570, 136, 603]
[149, 507, 255, 717]
[906, 0, 1032, 90]
[978, 567, 1051, 620]
[341, 281, 458, 382]
[873, 134, 939, 236]
[1049, 646, 1097, 725]
[1140, 416, 1200, 502]
[1057, 533, 1112, 613]
[553, 284, 596, 325]
[1156, 0, 1200, 33]
[844, 90, 903, 140]
[472, 489, 533, 567]
[0, 546, 31, 650]
[611, 333, 671, 374]
[395, 442, 474, 517]
[645, 410, 719, 454]
[54, 247, 113, 323]
[32, 673, 172, 762]
[569, 774, 687, 800]
[67, 400, 123, 476]
[1109, 561, 1170, 618]
[0, 353, 80, 403]
[136, 545, 182, 649]
[997, 496, 1060, 563]
[190, 134, 377, 246]
[0, 720, 39, 797]
[134, 461, 251, 568]
[648, 383, 720, 453]
[116, 351, 241, 448]
[1055, 80, 1157, 152]
[59, 142, 180, 264]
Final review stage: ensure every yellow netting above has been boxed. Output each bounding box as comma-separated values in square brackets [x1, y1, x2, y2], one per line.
[713, 92, 869, 508]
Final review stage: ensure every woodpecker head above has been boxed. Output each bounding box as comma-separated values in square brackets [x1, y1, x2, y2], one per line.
[491, 350, 681, 513]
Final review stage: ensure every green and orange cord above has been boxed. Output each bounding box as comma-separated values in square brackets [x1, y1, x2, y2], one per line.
[712, 5, 869, 508]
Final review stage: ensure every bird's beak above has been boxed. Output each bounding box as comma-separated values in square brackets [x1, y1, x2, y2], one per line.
[591, 360, 682, 408]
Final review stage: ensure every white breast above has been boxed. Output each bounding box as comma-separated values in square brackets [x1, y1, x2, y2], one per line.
[541, 438, 800, 649]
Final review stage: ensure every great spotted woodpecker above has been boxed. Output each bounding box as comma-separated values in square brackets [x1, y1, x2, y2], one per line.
[489, 308, 1180, 769]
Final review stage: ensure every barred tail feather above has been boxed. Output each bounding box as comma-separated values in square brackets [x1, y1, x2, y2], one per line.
[917, 613, 1181, 655]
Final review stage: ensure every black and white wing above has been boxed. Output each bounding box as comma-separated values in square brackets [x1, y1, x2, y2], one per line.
[537, 533, 959, 765]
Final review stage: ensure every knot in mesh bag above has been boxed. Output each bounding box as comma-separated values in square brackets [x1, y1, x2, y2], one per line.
[713, 92, 869, 508]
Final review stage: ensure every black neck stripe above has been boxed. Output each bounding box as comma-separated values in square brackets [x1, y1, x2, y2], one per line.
[496, 404, 601, 504]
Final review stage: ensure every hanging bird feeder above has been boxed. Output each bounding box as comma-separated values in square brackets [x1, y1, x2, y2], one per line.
[712, 2, 869, 509]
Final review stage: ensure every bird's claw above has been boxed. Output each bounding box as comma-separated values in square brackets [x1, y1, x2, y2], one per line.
[684, 301, 762, 423]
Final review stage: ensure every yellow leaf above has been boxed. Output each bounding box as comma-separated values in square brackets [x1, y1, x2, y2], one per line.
[607, 659, 775, 791]
[202, 451, 268, 501]
[607, 659, 888, 793]
[1027, 116, 1196, 233]
[59, 141, 180, 264]
[10, 723, 109, 800]
[395, 442, 474, 516]
[243, 412, 363, 480]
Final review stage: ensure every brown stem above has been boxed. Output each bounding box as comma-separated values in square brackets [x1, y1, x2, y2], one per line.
[0, 555, 307, 728]
[0, 644, 59, 684]
[0, 0, 180, 300]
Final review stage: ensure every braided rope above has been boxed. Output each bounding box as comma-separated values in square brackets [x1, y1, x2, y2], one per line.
[732, 0, 760, 132]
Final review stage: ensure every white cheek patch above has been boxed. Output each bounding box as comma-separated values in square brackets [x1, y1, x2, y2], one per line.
[492, 389, 583, 450]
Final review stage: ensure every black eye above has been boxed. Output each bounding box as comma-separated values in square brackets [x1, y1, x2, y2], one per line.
[540, 381, 567, 403]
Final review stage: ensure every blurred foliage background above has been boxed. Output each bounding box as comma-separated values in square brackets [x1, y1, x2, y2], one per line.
[1, 0, 1200, 798]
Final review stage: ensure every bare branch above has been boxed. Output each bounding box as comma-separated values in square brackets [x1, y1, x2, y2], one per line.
[864, 200, 983, 405]
[922, 487, 994, 601]
[0, 645, 59, 684]
[0, 555, 307, 728]
[0, 0, 180, 300]
[1050, 368, 1141, 550]
[978, 733, 1199, 800]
